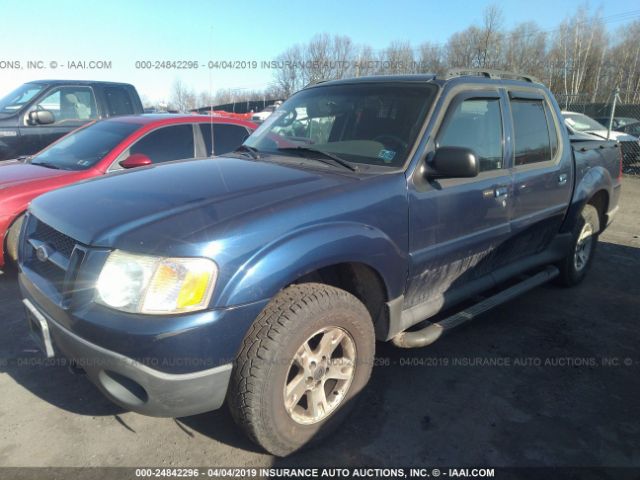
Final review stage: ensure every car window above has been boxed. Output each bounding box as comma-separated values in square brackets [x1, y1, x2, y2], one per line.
[563, 113, 606, 132]
[199, 123, 251, 156]
[30, 121, 139, 171]
[0, 83, 44, 114]
[511, 100, 553, 165]
[215, 124, 251, 155]
[437, 98, 503, 172]
[129, 124, 195, 163]
[104, 87, 134, 116]
[34, 86, 97, 124]
[245, 83, 437, 168]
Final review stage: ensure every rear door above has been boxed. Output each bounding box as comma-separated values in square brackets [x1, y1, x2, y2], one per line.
[504, 90, 572, 263]
[406, 89, 513, 310]
[103, 86, 138, 117]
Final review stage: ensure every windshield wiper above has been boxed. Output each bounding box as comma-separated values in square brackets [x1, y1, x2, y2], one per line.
[233, 144, 260, 159]
[277, 146, 357, 172]
[31, 161, 61, 170]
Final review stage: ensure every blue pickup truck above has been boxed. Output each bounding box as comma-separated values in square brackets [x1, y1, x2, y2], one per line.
[18, 70, 621, 456]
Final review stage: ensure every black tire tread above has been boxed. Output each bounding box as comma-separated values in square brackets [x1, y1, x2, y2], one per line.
[5, 213, 25, 266]
[227, 282, 373, 456]
[557, 203, 600, 287]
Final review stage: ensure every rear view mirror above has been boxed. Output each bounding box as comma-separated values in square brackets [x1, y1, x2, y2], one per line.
[120, 153, 152, 169]
[28, 110, 55, 125]
[427, 147, 479, 178]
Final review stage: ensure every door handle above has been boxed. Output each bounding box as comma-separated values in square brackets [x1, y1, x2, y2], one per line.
[494, 186, 509, 198]
[558, 173, 568, 185]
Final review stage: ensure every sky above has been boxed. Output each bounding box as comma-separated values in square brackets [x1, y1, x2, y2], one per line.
[0, 0, 638, 105]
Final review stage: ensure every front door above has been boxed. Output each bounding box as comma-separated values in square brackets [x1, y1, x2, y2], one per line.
[406, 90, 512, 312]
[19, 86, 98, 155]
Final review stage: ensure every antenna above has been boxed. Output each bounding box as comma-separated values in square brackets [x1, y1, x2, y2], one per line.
[208, 26, 215, 156]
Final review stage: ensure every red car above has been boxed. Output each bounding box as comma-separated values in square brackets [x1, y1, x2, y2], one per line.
[0, 114, 255, 268]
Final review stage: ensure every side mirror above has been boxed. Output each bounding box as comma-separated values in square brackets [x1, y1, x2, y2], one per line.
[28, 110, 55, 125]
[427, 146, 479, 178]
[119, 153, 152, 169]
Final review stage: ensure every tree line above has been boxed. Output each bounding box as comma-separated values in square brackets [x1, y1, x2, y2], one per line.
[167, 5, 640, 111]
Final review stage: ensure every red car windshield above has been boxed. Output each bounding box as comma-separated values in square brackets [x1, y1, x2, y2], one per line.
[30, 121, 139, 171]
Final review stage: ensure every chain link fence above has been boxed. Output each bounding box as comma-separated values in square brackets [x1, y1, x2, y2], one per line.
[555, 89, 640, 176]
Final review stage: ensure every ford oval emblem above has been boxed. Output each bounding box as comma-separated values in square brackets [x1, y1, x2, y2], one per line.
[35, 245, 50, 263]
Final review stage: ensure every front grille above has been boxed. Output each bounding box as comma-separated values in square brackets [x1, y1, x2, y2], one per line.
[32, 221, 76, 258]
[22, 215, 82, 296]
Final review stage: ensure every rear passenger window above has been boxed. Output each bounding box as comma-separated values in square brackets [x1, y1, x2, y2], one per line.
[130, 125, 195, 163]
[105, 87, 134, 116]
[438, 98, 503, 172]
[511, 99, 553, 165]
[198, 124, 250, 156]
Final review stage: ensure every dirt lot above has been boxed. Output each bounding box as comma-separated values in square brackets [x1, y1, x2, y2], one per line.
[1, 178, 639, 471]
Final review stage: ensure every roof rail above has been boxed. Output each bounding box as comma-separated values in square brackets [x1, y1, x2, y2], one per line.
[445, 68, 540, 84]
[305, 79, 329, 88]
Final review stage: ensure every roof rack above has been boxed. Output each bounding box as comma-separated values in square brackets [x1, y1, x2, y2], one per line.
[445, 68, 540, 84]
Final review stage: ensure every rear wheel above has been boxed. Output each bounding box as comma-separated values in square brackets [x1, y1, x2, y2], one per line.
[557, 204, 600, 286]
[5, 214, 25, 266]
[227, 283, 375, 456]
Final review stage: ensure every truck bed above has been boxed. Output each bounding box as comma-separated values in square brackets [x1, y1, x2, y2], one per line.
[571, 138, 621, 188]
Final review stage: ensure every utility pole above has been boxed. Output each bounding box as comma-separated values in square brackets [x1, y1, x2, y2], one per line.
[607, 87, 620, 140]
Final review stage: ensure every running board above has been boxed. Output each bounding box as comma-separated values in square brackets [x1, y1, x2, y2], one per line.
[391, 266, 559, 348]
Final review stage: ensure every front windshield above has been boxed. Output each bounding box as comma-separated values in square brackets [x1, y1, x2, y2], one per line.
[623, 122, 640, 137]
[564, 113, 607, 132]
[245, 82, 437, 169]
[0, 83, 44, 114]
[31, 120, 139, 171]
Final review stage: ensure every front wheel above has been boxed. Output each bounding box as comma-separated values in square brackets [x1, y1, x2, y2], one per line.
[227, 283, 375, 456]
[557, 204, 600, 286]
[5, 214, 25, 266]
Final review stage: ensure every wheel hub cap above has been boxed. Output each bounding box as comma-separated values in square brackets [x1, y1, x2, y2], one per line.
[283, 326, 357, 425]
[574, 222, 594, 271]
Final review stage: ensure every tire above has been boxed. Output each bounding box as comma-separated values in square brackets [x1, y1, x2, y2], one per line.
[5, 214, 25, 266]
[227, 283, 375, 456]
[556, 204, 600, 286]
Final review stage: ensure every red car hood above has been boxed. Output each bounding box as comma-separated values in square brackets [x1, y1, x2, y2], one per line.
[0, 161, 78, 189]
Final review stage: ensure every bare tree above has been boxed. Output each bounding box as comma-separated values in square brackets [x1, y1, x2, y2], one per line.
[261, 5, 639, 106]
[380, 41, 417, 74]
[417, 42, 446, 75]
[170, 79, 196, 112]
[504, 22, 547, 79]
[477, 4, 504, 68]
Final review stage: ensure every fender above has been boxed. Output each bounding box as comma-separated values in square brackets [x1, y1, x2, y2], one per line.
[216, 221, 407, 307]
[561, 165, 612, 234]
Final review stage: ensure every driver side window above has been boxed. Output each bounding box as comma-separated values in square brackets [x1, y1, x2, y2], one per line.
[33, 87, 98, 125]
[437, 97, 503, 172]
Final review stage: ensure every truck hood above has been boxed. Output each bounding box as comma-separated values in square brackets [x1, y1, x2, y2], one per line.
[30, 156, 360, 248]
[0, 160, 77, 189]
[584, 129, 637, 142]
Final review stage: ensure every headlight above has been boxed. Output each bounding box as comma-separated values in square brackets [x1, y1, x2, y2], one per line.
[96, 250, 217, 314]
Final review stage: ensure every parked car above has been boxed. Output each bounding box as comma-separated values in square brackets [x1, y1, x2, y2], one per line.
[19, 71, 621, 456]
[0, 80, 144, 161]
[251, 101, 282, 123]
[618, 120, 640, 138]
[0, 114, 255, 268]
[563, 111, 640, 165]
[594, 116, 640, 130]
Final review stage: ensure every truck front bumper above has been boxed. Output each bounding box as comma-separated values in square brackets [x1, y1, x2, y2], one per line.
[19, 270, 269, 418]
[23, 296, 233, 417]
